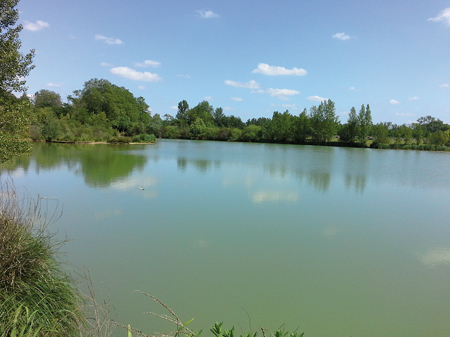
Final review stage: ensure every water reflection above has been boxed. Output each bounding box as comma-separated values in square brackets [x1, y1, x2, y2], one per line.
[250, 190, 299, 203]
[0, 143, 148, 188]
[343, 148, 369, 193]
[419, 248, 450, 267]
[177, 157, 220, 173]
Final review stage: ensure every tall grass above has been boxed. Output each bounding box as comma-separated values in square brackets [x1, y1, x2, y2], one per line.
[0, 180, 85, 336]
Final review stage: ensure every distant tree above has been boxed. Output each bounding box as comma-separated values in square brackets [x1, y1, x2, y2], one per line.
[411, 123, 424, 145]
[417, 115, 449, 134]
[295, 108, 310, 143]
[371, 122, 390, 145]
[309, 100, 338, 144]
[399, 124, 413, 145]
[339, 107, 358, 143]
[34, 89, 62, 110]
[176, 100, 189, 121]
[67, 78, 150, 133]
[222, 115, 244, 129]
[357, 104, 372, 144]
[186, 101, 214, 125]
[213, 107, 225, 126]
[0, 0, 35, 162]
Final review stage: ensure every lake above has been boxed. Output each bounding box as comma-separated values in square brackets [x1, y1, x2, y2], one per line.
[1, 140, 450, 337]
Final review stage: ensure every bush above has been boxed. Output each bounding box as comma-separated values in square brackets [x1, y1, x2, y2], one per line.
[107, 136, 131, 144]
[0, 181, 85, 336]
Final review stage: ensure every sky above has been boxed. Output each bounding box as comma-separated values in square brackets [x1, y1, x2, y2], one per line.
[16, 0, 450, 124]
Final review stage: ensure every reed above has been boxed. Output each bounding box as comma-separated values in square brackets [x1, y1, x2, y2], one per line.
[0, 180, 85, 336]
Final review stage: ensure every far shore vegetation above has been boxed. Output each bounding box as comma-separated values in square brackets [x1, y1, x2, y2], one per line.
[15, 83, 450, 151]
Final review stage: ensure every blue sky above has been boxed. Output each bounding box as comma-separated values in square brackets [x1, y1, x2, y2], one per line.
[17, 0, 450, 124]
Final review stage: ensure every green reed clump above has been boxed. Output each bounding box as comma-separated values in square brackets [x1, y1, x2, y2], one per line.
[0, 180, 85, 336]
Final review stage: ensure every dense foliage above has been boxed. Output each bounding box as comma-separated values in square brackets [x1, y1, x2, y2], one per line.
[0, 0, 35, 163]
[146, 99, 450, 150]
[29, 79, 156, 143]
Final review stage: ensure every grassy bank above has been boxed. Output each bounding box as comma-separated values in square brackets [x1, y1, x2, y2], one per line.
[0, 181, 85, 336]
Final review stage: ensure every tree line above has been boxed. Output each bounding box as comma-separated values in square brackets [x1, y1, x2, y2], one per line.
[22, 85, 450, 150]
[152, 99, 450, 150]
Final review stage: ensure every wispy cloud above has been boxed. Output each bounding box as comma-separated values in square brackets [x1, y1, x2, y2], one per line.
[110, 67, 162, 82]
[349, 86, 356, 90]
[396, 112, 415, 117]
[390, 99, 400, 104]
[46, 82, 62, 87]
[231, 97, 243, 101]
[170, 106, 178, 110]
[134, 60, 161, 68]
[409, 96, 419, 100]
[332, 32, 351, 40]
[95, 34, 123, 45]
[225, 80, 260, 89]
[307, 95, 328, 102]
[252, 63, 307, 76]
[24, 20, 49, 31]
[138, 85, 146, 90]
[428, 7, 450, 26]
[253, 88, 300, 100]
[196, 10, 219, 18]
[440, 83, 450, 88]
[204, 96, 213, 101]
[100, 62, 113, 67]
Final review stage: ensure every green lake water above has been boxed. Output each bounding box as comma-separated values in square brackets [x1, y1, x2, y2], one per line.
[1, 140, 450, 336]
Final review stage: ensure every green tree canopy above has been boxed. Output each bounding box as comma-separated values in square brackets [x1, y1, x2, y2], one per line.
[0, 0, 35, 163]
[34, 89, 62, 110]
[67, 78, 151, 132]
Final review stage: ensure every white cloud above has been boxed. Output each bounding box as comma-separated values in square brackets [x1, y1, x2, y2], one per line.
[24, 20, 49, 31]
[252, 63, 307, 76]
[409, 96, 419, 100]
[100, 62, 113, 67]
[428, 7, 450, 26]
[110, 67, 162, 82]
[224, 107, 235, 111]
[389, 99, 400, 104]
[196, 10, 219, 18]
[254, 88, 300, 100]
[395, 113, 415, 117]
[332, 32, 351, 40]
[134, 60, 161, 68]
[170, 106, 178, 110]
[231, 97, 243, 101]
[440, 83, 450, 88]
[225, 80, 260, 89]
[95, 34, 123, 45]
[349, 86, 356, 90]
[204, 96, 213, 101]
[46, 82, 62, 87]
[138, 85, 146, 90]
[307, 95, 328, 102]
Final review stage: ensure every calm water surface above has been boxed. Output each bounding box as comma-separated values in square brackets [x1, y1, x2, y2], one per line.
[1, 140, 450, 337]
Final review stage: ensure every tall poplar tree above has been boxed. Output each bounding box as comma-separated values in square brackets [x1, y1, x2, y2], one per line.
[0, 0, 35, 163]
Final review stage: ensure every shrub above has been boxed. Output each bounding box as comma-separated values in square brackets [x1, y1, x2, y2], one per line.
[0, 181, 85, 336]
[107, 136, 131, 144]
